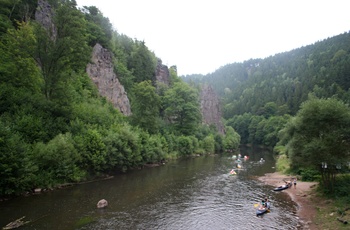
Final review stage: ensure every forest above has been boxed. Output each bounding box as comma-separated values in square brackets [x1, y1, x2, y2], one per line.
[1, 0, 349, 199]
[184, 31, 350, 195]
[0, 0, 240, 197]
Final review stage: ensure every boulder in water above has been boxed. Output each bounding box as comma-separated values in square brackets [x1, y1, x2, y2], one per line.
[97, 199, 108, 208]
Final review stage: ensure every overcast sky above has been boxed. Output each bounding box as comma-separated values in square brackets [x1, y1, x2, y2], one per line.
[76, 0, 350, 76]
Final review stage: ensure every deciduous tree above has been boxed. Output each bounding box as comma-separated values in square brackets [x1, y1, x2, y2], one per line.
[283, 98, 350, 193]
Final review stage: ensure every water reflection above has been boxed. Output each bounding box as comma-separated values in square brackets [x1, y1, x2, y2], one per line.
[0, 147, 299, 230]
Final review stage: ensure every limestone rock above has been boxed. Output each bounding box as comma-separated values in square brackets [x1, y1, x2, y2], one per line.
[155, 59, 170, 86]
[87, 43, 131, 116]
[200, 84, 225, 134]
[35, 0, 57, 40]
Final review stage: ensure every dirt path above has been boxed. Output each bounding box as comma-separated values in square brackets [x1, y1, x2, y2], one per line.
[258, 172, 318, 230]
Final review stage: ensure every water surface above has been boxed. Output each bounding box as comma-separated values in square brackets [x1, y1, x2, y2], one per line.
[0, 146, 298, 229]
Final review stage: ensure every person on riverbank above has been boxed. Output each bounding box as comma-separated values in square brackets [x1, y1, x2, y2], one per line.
[293, 178, 297, 189]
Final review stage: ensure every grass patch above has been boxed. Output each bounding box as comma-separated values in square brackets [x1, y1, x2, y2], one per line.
[312, 195, 350, 229]
[311, 174, 350, 229]
[74, 216, 96, 228]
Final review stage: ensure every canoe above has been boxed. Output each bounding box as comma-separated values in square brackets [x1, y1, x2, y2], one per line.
[273, 184, 290, 191]
[256, 208, 268, 216]
[256, 202, 270, 216]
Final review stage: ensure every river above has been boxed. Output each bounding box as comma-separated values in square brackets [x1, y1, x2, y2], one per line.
[0, 146, 299, 230]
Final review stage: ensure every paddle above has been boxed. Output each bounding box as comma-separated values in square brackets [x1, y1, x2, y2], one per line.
[254, 203, 259, 208]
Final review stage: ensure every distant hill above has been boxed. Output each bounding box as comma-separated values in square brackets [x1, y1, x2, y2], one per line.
[182, 31, 350, 117]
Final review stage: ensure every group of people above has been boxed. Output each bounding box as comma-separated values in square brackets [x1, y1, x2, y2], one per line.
[258, 198, 270, 210]
[284, 177, 297, 188]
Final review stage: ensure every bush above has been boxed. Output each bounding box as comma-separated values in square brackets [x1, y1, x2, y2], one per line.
[201, 135, 215, 154]
[0, 121, 36, 195]
[32, 133, 84, 188]
[298, 168, 320, 182]
[333, 174, 350, 198]
[178, 136, 194, 156]
[275, 154, 290, 173]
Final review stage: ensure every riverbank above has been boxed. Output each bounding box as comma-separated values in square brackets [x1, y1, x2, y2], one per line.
[258, 172, 318, 230]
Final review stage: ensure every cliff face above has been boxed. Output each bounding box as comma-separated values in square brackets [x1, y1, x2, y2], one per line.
[155, 61, 224, 134]
[86, 43, 131, 116]
[200, 84, 225, 134]
[155, 59, 170, 86]
[35, 0, 57, 40]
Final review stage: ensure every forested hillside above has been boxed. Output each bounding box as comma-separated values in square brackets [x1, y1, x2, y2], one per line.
[1, 0, 349, 198]
[184, 31, 350, 144]
[0, 0, 240, 197]
[183, 31, 350, 194]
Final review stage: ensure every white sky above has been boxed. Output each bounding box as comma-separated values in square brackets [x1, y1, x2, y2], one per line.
[76, 0, 350, 76]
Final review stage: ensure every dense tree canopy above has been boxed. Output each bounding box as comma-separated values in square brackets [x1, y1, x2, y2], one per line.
[130, 80, 160, 134]
[183, 29, 350, 197]
[0, 0, 233, 196]
[162, 81, 202, 136]
[3, 0, 350, 198]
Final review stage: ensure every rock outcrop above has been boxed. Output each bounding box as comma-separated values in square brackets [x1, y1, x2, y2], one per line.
[155, 59, 170, 86]
[200, 84, 225, 134]
[35, 0, 57, 40]
[87, 43, 131, 116]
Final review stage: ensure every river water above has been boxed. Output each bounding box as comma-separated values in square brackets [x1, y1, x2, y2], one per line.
[0, 146, 299, 230]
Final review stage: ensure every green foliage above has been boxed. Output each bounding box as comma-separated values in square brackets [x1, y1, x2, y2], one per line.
[247, 115, 264, 144]
[261, 116, 290, 146]
[177, 136, 195, 156]
[226, 113, 251, 144]
[0, 7, 12, 35]
[32, 133, 84, 188]
[102, 124, 142, 172]
[139, 132, 166, 163]
[333, 174, 350, 198]
[128, 40, 157, 83]
[82, 6, 113, 48]
[214, 133, 224, 153]
[285, 98, 350, 168]
[71, 99, 123, 129]
[163, 81, 201, 136]
[222, 126, 241, 151]
[169, 66, 181, 85]
[227, 113, 290, 147]
[0, 121, 36, 195]
[0, 0, 225, 197]
[184, 32, 350, 117]
[282, 97, 350, 192]
[0, 21, 41, 92]
[201, 135, 215, 153]
[259, 102, 278, 118]
[74, 129, 107, 174]
[130, 80, 160, 134]
[161, 132, 179, 156]
[297, 168, 320, 182]
[0, 0, 37, 34]
[275, 154, 290, 174]
[34, 2, 90, 100]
